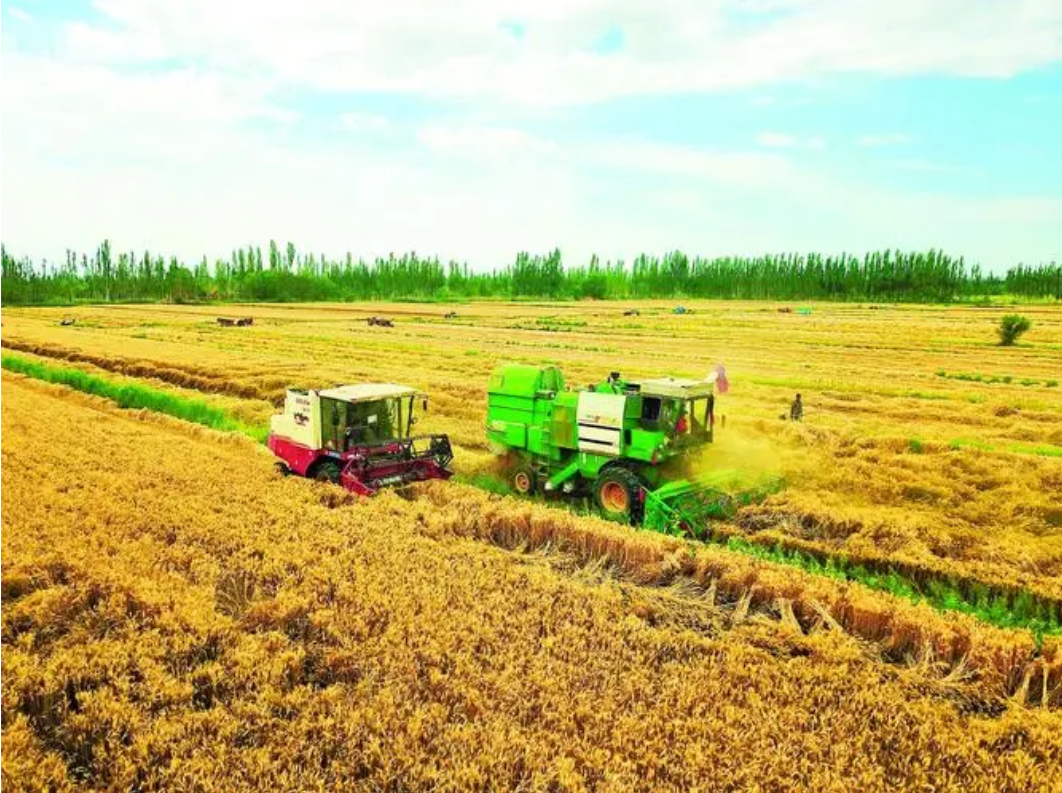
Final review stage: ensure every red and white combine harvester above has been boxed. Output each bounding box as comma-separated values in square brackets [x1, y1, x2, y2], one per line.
[268, 383, 454, 495]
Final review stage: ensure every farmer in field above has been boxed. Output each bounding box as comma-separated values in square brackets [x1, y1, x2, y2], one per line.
[790, 393, 803, 421]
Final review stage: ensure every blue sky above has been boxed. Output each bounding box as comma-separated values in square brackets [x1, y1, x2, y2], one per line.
[2, 0, 1061, 272]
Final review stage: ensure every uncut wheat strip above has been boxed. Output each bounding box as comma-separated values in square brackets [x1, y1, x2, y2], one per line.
[1, 338, 273, 401]
[0, 372, 269, 451]
[415, 482, 1057, 703]
[716, 513, 1062, 616]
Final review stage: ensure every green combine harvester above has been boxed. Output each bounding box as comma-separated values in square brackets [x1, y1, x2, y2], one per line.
[485, 364, 781, 537]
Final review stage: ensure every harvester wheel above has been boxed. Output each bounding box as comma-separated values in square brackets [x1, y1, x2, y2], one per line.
[510, 466, 536, 496]
[593, 467, 643, 524]
[311, 460, 341, 484]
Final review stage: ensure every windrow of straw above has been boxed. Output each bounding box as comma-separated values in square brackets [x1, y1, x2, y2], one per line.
[414, 482, 1061, 704]
[0, 338, 279, 401]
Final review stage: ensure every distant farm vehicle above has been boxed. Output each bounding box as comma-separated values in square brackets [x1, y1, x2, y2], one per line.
[444, 311, 458, 320]
[217, 317, 254, 327]
[367, 317, 394, 328]
[673, 306, 690, 315]
[59, 316, 76, 326]
[268, 383, 454, 495]
[777, 307, 792, 314]
[485, 364, 776, 535]
[623, 308, 640, 316]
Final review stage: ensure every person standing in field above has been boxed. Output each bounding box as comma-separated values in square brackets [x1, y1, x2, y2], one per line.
[790, 393, 803, 421]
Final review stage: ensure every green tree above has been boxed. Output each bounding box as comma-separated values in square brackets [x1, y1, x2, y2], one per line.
[997, 314, 1032, 346]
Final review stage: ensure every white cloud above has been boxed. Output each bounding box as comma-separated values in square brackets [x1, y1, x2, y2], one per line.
[339, 113, 390, 132]
[891, 158, 985, 178]
[858, 133, 912, 148]
[8, 6, 31, 22]
[893, 159, 952, 173]
[756, 131, 797, 148]
[755, 132, 826, 151]
[3, 52, 291, 131]
[4, 46, 1056, 274]
[579, 137, 1062, 266]
[2, 2, 1060, 271]
[50, 0, 1062, 106]
[591, 138, 796, 189]
[416, 124, 561, 164]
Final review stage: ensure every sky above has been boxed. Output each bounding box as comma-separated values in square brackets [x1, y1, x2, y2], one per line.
[2, 0, 1061, 273]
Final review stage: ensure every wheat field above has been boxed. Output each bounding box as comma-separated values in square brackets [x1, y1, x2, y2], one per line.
[3, 301, 1060, 592]
[2, 299, 1061, 789]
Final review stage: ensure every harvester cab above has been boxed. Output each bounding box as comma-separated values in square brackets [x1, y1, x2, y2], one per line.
[269, 383, 453, 495]
[591, 371, 717, 453]
[486, 364, 778, 537]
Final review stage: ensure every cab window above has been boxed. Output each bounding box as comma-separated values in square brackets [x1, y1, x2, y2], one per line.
[641, 397, 662, 423]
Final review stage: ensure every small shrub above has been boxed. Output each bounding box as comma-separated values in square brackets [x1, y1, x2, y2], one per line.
[997, 314, 1032, 346]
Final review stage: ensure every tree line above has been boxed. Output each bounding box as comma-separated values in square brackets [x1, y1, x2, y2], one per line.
[2, 241, 1059, 305]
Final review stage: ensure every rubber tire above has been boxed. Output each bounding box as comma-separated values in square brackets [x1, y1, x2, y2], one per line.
[593, 466, 644, 525]
[510, 465, 536, 496]
[312, 460, 341, 484]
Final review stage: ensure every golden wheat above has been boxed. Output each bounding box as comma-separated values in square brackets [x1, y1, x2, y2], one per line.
[3, 300, 1059, 594]
[4, 372, 1062, 790]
